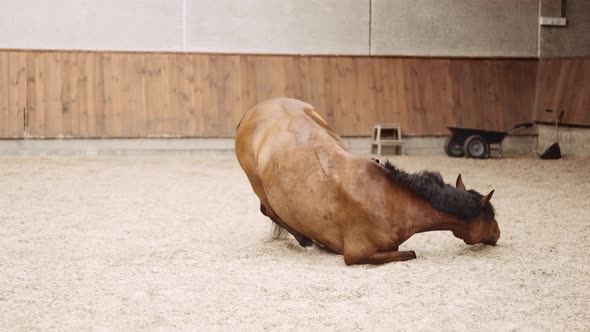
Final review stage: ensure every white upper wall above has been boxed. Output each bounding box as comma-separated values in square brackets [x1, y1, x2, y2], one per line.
[0, 0, 369, 54]
[371, 0, 539, 57]
[0, 0, 183, 51]
[186, 0, 370, 55]
[0, 0, 542, 57]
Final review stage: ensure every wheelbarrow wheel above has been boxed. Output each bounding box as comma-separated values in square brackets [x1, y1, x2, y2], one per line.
[444, 136, 464, 157]
[464, 135, 488, 159]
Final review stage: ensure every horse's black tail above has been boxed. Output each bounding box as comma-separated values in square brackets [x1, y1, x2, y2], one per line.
[260, 203, 288, 238]
[272, 223, 289, 239]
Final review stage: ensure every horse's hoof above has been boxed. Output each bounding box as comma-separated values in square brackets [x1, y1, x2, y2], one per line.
[296, 237, 314, 247]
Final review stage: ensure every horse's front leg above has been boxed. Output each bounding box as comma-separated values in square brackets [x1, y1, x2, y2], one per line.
[343, 250, 416, 265]
[343, 241, 415, 265]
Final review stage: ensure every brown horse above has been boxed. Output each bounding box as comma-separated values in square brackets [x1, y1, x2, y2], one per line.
[235, 98, 500, 265]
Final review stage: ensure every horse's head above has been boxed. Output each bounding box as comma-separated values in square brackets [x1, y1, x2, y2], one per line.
[453, 175, 500, 246]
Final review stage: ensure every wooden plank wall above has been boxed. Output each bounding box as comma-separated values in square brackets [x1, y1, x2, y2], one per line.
[0, 50, 538, 138]
[534, 57, 590, 126]
[0, 52, 26, 138]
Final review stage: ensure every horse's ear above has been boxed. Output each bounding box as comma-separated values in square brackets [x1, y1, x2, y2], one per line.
[481, 189, 494, 206]
[456, 174, 466, 190]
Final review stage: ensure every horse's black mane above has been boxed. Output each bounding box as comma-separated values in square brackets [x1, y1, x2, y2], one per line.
[382, 161, 495, 221]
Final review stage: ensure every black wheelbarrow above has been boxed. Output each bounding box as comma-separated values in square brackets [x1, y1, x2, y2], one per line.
[444, 122, 534, 159]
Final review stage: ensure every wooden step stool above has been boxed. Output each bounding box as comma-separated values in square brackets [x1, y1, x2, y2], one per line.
[371, 123, 404, 155]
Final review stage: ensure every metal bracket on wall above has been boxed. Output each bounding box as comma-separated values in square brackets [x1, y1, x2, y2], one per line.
[539, 16, 567, 27]
[540, 0, 568, 27]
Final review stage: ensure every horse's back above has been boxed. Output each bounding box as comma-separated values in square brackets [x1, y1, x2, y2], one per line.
[237, 98, 313, 129]
[235, 98, 345, 167]
[236, 98, 334, 140]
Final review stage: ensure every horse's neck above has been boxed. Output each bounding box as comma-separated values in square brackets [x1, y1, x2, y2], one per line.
[411, 209, 466, 235]
[350, 159, 469, 240]
[381, 177, 469, 238]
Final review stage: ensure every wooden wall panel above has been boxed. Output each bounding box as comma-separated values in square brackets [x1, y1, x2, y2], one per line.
[0, 52, 26, 138]
[0, 50, 539, 138]
[534, 58, 590, 126]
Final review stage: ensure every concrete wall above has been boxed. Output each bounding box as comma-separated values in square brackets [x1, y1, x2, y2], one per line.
[0, 136, 538, 156]
[0, 0, 541, 57]
[371, 0, 539, 57]
[540, 0, 590, 57]
[537, 124, 590, 157]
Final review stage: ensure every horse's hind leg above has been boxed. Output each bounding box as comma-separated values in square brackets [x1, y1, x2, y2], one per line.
[260, 203, 313, 248]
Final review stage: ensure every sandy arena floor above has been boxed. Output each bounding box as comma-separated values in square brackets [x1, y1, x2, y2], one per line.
[1, 153, 589, 330]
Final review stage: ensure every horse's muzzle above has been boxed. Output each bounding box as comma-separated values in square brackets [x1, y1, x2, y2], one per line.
[483, 233, 500, 246]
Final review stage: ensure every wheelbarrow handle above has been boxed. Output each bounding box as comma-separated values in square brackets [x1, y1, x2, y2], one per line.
[506, 122, 534, 132]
